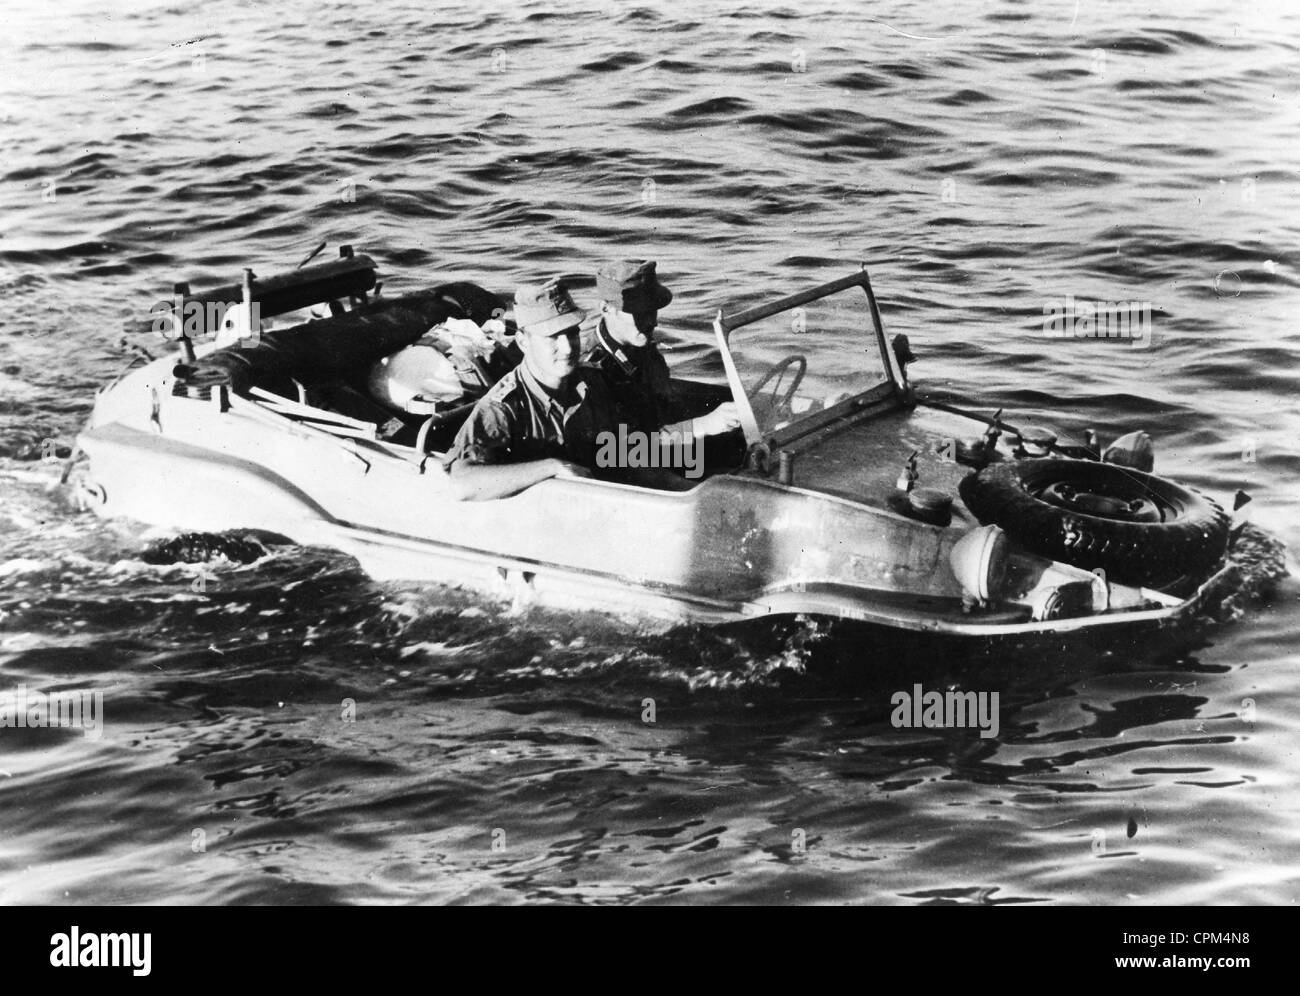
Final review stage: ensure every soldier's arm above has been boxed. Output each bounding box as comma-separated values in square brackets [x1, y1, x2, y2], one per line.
[443, 399, 591, 501]
[636, 343, 739, 437]
[448, 458, 589, 501]
[661, 402, 741, 438]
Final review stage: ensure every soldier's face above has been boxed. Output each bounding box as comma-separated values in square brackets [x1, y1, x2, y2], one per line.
[603, 305, 653, 348]
[521, 324, 581, 385]
[633, 308, 658, 338]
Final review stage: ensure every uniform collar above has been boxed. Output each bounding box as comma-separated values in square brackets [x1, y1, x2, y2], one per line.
[593, 316, 635, 376]
[516, 361, 586, 419]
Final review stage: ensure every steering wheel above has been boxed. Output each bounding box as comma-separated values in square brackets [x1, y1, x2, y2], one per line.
[748, 355, 807, 420]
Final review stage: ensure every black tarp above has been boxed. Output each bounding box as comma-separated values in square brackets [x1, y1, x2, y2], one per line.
[179, 283, 506, 396]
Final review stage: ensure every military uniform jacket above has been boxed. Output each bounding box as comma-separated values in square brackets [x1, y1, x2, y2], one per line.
[587, 324, 672, 434]
[443, 361, 623, 470]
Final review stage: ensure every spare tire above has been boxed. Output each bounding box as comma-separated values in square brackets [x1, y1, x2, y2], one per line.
[958, 458, 1229, 589]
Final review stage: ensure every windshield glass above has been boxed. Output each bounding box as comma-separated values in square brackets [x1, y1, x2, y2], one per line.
[724, 285, 893, 437]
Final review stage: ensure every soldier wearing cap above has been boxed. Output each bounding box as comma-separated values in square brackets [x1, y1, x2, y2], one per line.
[444, 279, 691, 500]
[588, 259, 739, 439]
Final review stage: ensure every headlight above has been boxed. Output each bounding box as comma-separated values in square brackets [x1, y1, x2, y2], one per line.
[949, 524, 1009, 603]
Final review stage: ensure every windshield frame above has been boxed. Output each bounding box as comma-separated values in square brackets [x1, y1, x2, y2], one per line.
[712, 266, 908, 458]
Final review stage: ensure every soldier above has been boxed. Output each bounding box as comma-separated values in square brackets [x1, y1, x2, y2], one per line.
[445, 279, 691, 500]
[587, 259, 739, 439]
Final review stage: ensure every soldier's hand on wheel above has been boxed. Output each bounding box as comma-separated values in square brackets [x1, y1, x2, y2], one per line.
[697, 402, 741, 435]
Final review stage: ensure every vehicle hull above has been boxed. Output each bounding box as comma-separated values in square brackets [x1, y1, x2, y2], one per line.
[73, 355, 1230, 638]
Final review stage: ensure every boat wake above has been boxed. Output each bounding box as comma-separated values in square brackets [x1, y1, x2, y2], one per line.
[1212, 522, 1290, 622]
[139, 530, 285, 566]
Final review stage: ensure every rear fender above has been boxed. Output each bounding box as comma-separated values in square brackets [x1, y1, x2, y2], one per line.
[75, 422, 334, 539]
